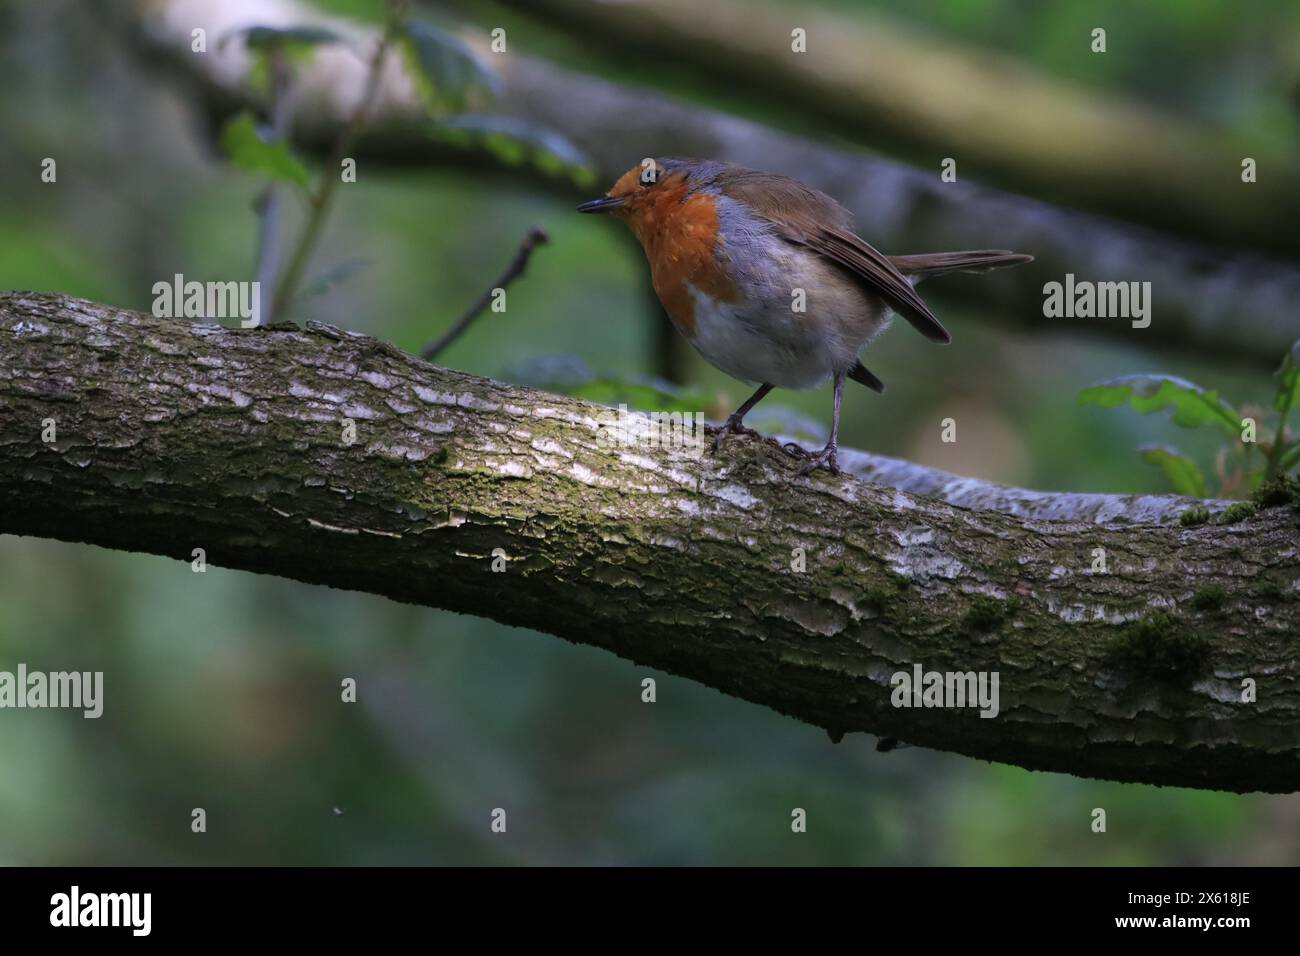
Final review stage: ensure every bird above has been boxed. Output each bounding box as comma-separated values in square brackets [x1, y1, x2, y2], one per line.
[577, 158, 1033, 475]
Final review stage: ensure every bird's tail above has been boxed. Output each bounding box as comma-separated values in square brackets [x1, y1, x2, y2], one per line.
[890, 250, 1033, 280]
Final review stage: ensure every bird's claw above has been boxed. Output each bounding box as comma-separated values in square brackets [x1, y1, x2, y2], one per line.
[717, 427, 839, 475]
[797, 444, 840, 476]
[710, 417, 760, 453]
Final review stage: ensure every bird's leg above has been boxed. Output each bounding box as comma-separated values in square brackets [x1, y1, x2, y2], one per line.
[711, 383, 774, 452]
[799, 371, 845, 476]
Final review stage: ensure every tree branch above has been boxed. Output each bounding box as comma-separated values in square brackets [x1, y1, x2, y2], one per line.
[2, 291, 1298, 793]
[420, 226, 549, 361]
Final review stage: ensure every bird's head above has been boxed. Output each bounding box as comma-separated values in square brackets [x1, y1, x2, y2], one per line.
[577, 159, 721, 235]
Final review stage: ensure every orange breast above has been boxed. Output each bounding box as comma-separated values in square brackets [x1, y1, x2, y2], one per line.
[626, 185, 740, 338]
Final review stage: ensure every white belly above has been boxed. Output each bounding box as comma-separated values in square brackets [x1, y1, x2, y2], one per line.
[685, 251, 892, 390]
[686, 285, 829, 388]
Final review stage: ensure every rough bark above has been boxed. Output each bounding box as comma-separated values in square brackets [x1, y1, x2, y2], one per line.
[136, 0, 1300, 367]
[2, 291, 1297, 793]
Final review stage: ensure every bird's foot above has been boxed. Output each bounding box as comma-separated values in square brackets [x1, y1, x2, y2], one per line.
[710, 415, 760, 453]
[797, 442, 840, 476]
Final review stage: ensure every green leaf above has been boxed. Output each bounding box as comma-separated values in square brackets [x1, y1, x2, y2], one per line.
[219, 111, 312, 191]
[434, 115, 596, 188]
[1139, 445, 1209, 498]
[400, 21, 499, 117]
[1079, 374, 1241, 437]
[224, 25, 347, 94]
[1274, 339, 1300, 414]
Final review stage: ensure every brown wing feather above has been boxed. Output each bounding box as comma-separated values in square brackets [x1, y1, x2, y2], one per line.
[799, 228, 951, 343]
[716, 168, 951, 344]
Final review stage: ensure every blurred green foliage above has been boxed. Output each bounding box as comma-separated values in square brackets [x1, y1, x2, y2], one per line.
[0, 0, 1295, 865]
[1081, 347, 1300, 496]
[838, 0, 1300, 151]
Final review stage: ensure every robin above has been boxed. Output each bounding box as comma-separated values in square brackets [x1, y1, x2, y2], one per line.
[578, 158, 1033, 475]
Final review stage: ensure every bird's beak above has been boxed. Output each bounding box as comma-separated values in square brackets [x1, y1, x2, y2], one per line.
[576, 195, 624, 214]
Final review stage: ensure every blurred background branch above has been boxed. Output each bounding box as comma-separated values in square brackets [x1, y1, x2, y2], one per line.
[133, 0, 1300, 367]
[474, 0, 1300, 261]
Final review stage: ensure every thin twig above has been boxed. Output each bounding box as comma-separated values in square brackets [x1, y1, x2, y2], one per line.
[253, 48, 297, 309]
[269, 23, 395, 321]
[1264, 385, 1294, 481]
[421, 226, 550, 361]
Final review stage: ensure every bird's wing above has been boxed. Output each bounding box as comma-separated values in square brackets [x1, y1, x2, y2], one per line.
[716, 170, 951, 344]
[795, 227, 950, 343]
